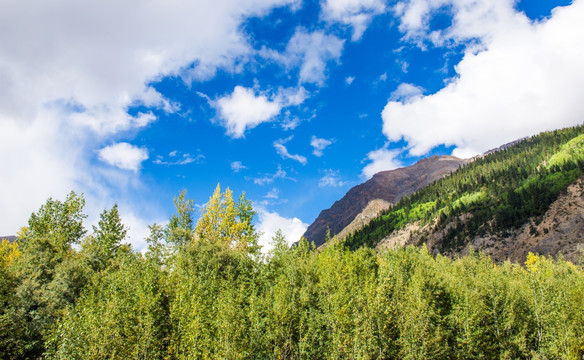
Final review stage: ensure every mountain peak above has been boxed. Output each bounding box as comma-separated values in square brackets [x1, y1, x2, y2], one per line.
[301, 155, 469, 247]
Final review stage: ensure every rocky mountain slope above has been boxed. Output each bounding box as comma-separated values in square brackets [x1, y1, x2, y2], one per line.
[376, 177, 584, 263]
[343, 126, 584, 263]
[0, 235, 17, 243]
[302, 155, 468, 247]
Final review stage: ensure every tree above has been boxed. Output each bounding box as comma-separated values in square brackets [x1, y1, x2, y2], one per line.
[82, 204, 128, 272]
[166, 190, 195, 247]
[48, 251, 170, 359]
[11, 192, 91, 357]
[195, 184, 259, 253]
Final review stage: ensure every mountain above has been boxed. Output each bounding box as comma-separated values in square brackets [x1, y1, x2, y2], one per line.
[345, 125, 584, 262]
[0, 235, 17, 243]
[302, 155, 469, 247]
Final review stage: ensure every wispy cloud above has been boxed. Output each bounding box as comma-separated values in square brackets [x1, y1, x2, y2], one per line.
[318, 169, 345, 187]
[251, 165, 295, 186]
[262, 28, 344, 86]
[265, 188, 280, 199]
[274, 136, 308, 165]
[231, 161, 247, 173]
[153, 151, 203, 165]
[310, 135, 333, 157]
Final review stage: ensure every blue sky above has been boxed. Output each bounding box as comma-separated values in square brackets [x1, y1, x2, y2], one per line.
[0, 0, 581, 250]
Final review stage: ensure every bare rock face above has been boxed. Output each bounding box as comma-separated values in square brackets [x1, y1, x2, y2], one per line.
[467, 178, 584, 263]
[302, 155, 468, 247]
[376, 178, 584, 264]
[320, 199, 392, 249]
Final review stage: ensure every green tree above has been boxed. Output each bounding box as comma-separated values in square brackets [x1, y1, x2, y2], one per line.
[166, 190, 195, 247]
[169, 185, 262, 359]
[11, 192, 91, 357]
[82, 204, 128, 272]
[48, 251, 170, 359]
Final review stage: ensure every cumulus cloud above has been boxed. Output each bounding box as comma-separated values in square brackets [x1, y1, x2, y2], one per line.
[382, 0, 584, 158]
[321, 0, 386, 40]
[274, 136, 308, 165]
[231, 161, 247, 172]
[98, 142, 149, 172]
[0, 0, 298, 236]
[393, 0, 527, 47]
[256, 207, 308, 252]
[362, 147, 402, 179]
[0, 112, 79, 235]
[345, 76, 355, 85]
[318, 169, 345, 187]
[310, 135, 333, 156]
[214, 86, 282, 138]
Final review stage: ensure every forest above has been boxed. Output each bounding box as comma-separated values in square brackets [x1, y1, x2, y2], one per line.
[2, 127, 584, 359]
[345, 125, 584, 252]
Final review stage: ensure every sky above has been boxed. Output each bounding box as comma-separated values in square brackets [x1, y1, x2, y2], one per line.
[0, 0, 581, 251]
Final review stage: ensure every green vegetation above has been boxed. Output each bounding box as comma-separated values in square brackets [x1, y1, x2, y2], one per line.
[345, 126, 584, 251]
[2, 127, 584, 359]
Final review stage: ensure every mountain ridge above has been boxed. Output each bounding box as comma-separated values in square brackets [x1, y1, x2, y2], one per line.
[302, 155, 469, 247]
[343, 125, 584, 261]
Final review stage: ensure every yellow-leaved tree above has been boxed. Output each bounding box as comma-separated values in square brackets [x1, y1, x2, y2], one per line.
[195, 184, 259, 254]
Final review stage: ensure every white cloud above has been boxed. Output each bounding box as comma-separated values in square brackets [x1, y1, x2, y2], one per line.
[0, 112, 79, 235]
[0, 0, 298, 235]
[215, 86, 282, 138]
[389, 83, 425, 102]
[153, 152, 203, 165]
[252, 165, 293, 186]
[231, 161, 247, 172]
[274, 136, 308, 165]
[98, 142, 149, 172]
[118, 211, 157, 252]
[318, 169, 345, 187]
[265, 188, 279, 199]
[281, 112, 302, 131]
[280, 28, 345, 86]
[321, 0, 386, 40]
[361, 147, 402, 179]
[256, 207, 308, 252]
[310, 135, 333, 156]
[276, 86, 309, 106]
[383, 0, 584, 157]
[345, 76, 355, 85]
[393, 0, 527, 47]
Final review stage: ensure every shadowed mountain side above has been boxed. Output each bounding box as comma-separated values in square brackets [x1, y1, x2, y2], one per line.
[302, 155, 469, 247]
[0, 235, 18, 243]
[319, 199, 391, 249]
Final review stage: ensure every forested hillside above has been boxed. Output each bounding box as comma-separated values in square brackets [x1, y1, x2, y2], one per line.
[344, 126, 584, 258]
[1, 127, 584, 359]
